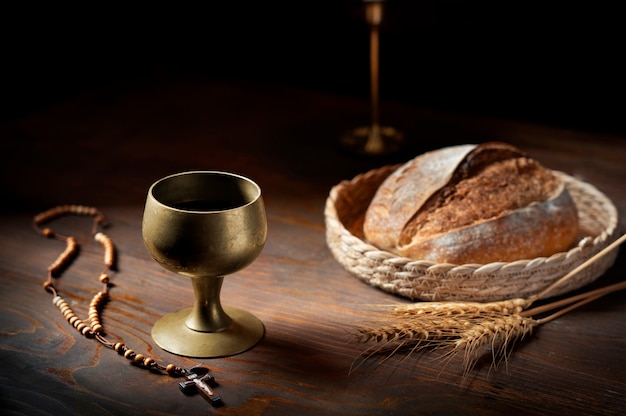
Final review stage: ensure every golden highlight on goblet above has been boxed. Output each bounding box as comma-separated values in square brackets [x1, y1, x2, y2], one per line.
[143, 171, 267, 358]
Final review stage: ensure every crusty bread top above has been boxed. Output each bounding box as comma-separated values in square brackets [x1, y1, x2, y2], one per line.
[363, 141, 579, 263]
[399, 145, 561, 246]
[363, 144, 475, 250]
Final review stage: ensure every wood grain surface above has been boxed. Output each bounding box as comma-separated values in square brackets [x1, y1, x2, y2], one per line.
[1, 77, 625, 415]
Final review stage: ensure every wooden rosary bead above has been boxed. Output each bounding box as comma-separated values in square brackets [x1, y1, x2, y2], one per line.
[94, 233, 115, 269]
[48, 237, 78, 277]
[166, 364, 177, 375]
[133, 354, 145, 364]
[124, 349, 135, 359]
[114, 342, 125, 353]
[74, 205, 95, 215]
[34, 205, 102, 226]
[53, 296, 70, 312]
[99, 273, 110, 284]
[143, 357, 155, 367]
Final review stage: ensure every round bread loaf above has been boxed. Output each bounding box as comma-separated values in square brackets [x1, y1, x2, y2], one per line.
[363, 142, 580, 264]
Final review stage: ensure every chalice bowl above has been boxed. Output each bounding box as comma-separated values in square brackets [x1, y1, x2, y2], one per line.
[143, 171, 267, 358]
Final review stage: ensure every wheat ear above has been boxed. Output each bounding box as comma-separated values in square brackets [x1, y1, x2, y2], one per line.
[453, 314, 535, 378]
[353, 233, 625, 376]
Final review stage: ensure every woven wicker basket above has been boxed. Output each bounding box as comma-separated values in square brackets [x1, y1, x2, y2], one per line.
[325, 164, 619, 302]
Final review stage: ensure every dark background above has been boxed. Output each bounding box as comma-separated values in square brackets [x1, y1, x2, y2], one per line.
[2, 1, 624, 136]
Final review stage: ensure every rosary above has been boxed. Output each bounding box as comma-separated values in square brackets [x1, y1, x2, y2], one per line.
[33, 205, 223, 408]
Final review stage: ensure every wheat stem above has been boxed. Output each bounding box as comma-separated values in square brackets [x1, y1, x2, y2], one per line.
[534, 293, 606, 325]
[522, 279, 626, 318]
[529, 233, 626, 302]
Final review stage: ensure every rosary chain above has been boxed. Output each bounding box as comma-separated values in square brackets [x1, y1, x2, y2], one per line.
[34, 205, 189, 377]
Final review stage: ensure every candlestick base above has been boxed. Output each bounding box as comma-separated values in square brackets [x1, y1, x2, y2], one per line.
[340, 125, 404, 156]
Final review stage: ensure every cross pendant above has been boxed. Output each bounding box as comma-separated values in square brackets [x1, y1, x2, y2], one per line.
[179, 366, 223, 407]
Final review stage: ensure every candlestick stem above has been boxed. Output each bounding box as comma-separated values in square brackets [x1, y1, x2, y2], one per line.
[340, 0, 404, 156]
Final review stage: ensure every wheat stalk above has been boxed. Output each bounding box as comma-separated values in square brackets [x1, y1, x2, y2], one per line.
[352, 233, 626, 376]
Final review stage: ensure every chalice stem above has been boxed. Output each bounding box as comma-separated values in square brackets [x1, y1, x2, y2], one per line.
[186, 276, 232, 332]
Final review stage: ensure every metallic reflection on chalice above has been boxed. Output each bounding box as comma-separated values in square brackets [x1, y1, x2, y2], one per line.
[143, 171, 266, 358]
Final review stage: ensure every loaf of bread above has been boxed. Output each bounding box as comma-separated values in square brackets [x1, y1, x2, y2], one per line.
[363, 142, 579, 264]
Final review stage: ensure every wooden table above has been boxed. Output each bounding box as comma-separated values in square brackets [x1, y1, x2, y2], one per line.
[1, 77, 625, 415]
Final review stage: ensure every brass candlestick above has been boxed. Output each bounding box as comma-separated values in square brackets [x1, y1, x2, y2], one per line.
[143, 171, 266, 358]
[341, 0, 404, 155]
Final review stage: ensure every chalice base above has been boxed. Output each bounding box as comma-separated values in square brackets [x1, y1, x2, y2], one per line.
[151, 306, 264, 358]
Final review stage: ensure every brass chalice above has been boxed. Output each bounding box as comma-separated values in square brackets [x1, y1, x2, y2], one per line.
[143, 171, 267, 358]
